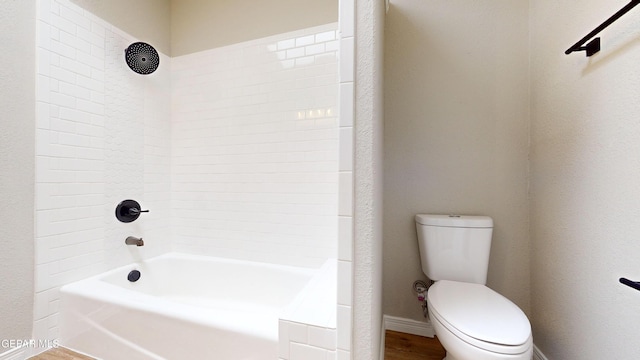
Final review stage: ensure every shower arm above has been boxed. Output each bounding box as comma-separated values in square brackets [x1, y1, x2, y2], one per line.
[565, 0, 640, 57]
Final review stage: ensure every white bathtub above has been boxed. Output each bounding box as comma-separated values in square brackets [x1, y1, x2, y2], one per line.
[59, 253, 336, 360]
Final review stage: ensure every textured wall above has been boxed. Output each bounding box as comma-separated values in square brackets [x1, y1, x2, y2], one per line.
[35, 0, 171, 344]
[353, 0, 384, 358]
[383, 0, 530, 322]
[0, 0, 35, 349]
[171, 0, 338, 56]
[530, 0, 640, 358]
[69, 0, 171, 55]
[171, 24, 339, 267]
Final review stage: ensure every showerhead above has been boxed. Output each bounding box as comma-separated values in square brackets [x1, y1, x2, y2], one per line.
[125, 42, 159, 75]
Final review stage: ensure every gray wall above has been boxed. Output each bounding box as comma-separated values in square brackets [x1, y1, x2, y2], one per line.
[171, 0, 338, 56]
[69, 0, 171, 55]
[383, 0, 530, 322]
[0, 0, 35, 347]
[530, 0, 640, 358]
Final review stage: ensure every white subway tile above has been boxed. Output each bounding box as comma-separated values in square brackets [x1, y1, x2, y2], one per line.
[50, 65, 77, 84]
[290, 343, 327, 360]
[76, 99, 103, 115]
[306, 44, 326, 56]
[286, 47, 305, 59]
[337, 349, 350, 360]
[50, 119, 74, 135]
[37, 102, 52, 129]
[38, 0, 52, 25]
[50, 92, 76, 109]
[59, 4, 90, 30]
[279, 321, 291, 359]
[316, 31, 336, 43]
[339, 38, 354, 83]
[37, 75, 52, 103]
[338, 216, 353, 261]
[37, 46, 53, 77]
[36, 21, 52, 50]
[339, 83, 354, 127]
[76, 73, 102, 92]
[338, 127, 353, 171]
[51, 39, 76, 59]
[90, 44, 105, 58]
[90, 68, 104, 81]
[277, 38, 295, 50]
[337, 261, 352, 306]
[296, 56, 315, 67]
[308, 326, 337, 350]
[325, 40, 339, 52]
[51, 13, 76, 36]
[76, 26, 103, 47]
[76, 50, 104, 70]
[337, 305, 352, 351]
[338, 172, 353, 216]
[60, 57, 90, 78]
[339, 0, 355, 38]
[296, 35, 315, 47]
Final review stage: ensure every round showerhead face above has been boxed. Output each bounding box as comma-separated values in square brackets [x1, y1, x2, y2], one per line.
[125, 42, 159, 75]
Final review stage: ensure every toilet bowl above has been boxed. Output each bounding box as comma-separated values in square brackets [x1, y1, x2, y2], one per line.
[415, 214, 532, 360]
[427, 280, 532, 360]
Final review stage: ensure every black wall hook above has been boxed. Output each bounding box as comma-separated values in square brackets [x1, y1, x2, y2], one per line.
[115, 199, 149, 223]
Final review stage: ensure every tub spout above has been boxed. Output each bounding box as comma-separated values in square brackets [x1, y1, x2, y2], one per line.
[125, 236, 144, 246]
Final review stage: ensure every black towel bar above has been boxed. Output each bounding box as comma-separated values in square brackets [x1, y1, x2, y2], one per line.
[619, 277, 640, 291]
[565, 0, 640, 57]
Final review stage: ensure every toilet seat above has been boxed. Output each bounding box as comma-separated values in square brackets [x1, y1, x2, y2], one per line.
[427, 280, 532, 355]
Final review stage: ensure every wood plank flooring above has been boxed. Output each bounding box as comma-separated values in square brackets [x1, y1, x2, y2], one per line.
[384, 330, 447, 360]
[28, 347, 95, 360]
[30, 330, 443, 360]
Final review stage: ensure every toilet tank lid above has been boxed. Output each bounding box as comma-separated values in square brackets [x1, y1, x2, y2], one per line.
[415, 214, 493, 228]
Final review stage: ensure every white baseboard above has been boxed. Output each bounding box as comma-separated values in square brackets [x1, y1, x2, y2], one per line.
[381, 315, 435, 360]
[533, 344, 549, 360]
[0, 345, 30, 360]
[382, 314, 436, 338]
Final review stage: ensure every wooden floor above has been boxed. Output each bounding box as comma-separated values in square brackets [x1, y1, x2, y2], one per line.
[384, 330, 447, 360]
[30, 330, 442, 360]
[28, 347, 94, 360]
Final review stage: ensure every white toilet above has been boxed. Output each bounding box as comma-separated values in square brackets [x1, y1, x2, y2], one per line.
[416, 214, 532, 360]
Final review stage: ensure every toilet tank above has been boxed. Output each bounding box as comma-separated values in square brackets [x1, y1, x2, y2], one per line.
[415, 214, 493, 285]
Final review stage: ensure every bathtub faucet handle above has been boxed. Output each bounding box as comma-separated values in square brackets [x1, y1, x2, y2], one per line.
[115, 200, 149, 223]
[125, 236, 144, 246]
[128, 208, 149, 216]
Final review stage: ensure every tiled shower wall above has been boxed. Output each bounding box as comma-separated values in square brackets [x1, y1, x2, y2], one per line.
[171, 24, 339, 267]
[34, 0, 171, 343]
[34, 0, 350, 356]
